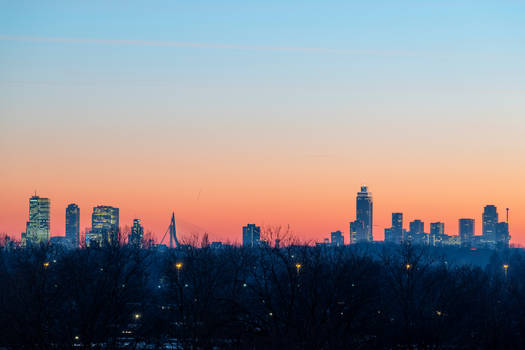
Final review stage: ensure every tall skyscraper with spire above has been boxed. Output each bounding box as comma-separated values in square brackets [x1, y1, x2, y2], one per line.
[24, 195, 50, 245]
[351, 186, 373, 242]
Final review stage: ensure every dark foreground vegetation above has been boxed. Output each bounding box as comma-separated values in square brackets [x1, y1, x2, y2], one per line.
[1, 243, 525, 349]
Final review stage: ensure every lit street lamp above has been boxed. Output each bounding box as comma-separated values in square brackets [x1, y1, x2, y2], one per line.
[176, 262, 183, 280]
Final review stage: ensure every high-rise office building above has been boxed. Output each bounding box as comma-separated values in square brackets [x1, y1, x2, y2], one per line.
[128, 218, 144, 248]
[407, 219, 428, 245]
[385, 213, 403, 244]
[430, 222, 445, 235]
[355, 186, 373, 242]
[496, 222, 510, 248]
[242, 224, 261, 247]
[24, 195, 50, 245]
[88, 205, 119, 246]
[459, 218, 475, 247]
[409, 220, 425, 235]
[429, 222, 445, 246]
[482, 205, 498, 242]
[330, 230, 344, 246]
[349, 220, 364, 244]
[65, 203, 80, 248]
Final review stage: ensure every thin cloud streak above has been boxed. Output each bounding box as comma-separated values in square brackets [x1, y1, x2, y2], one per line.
[0, 34, 425, 57]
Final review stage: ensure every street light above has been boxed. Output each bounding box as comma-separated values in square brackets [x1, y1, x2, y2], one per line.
[295, 263, 302, 274]
[405, 263, 411, 270]
[175, 262, 183, 280]
[134, 313, 141, 320]
[503, 264, 509, 279]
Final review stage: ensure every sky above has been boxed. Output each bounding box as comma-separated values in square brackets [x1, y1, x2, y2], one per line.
[1, 1, 525, 245]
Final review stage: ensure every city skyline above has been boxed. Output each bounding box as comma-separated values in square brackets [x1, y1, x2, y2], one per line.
[5, 187, 515, 247]
[1, 2, 524, 348]
[1, 1, 525, 245]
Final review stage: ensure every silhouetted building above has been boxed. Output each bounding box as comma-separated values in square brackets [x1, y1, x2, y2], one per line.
[430, 222, 444, 235]
[65, 203, 80, 248]
[405, 219, 426, 244]
[459, 218, 475, 247]
[409, 220, 425, 235]
[496, 222, 510, 248]
[384, 228, 393, 243]
[128, 219, 144, 248]
[482, 205, 498, 242]
[385, 213, 403, 244]
[87, 206, 119, 246]
[349, 220, 364, 244]
[353, 186, 373, 242]
[430, 222, 445, 246]
[242, 224, 260, 247]
[23, 195, 50, 246]
[331, 230, 344, 246]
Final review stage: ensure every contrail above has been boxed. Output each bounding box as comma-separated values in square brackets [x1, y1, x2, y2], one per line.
[0, 34, 422, 57]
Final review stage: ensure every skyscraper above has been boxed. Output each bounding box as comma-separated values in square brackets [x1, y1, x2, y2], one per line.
[385, 213, 403, 244]
[430, 222, 445, 246]
[496, 222, 510, 248]
[482, 205, 498, 242]
[24, 195, 50, 245]
[128, 218, 144, 248]
[430, 222, 445, 236]
[409, 220, 425, 235]
[88, 205, 119, 246]
[355, 186, 373, 242]
[459, 218, 475, 247]
[242, 224, 261, 247]
[349, 220, 364, 244]
[407, 219, 427, 244]
[65, 203, 80, 248]
[330, 230, 344, 246]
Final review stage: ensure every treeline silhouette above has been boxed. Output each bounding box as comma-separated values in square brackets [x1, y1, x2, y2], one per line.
[1, 243, 525, 349]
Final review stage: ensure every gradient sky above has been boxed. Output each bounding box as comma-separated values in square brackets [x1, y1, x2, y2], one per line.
[1, 1, 525, 245]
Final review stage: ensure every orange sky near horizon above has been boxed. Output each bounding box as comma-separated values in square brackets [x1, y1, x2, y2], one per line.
[1, 151, 524, 245]
[1, 106, 524, 244]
